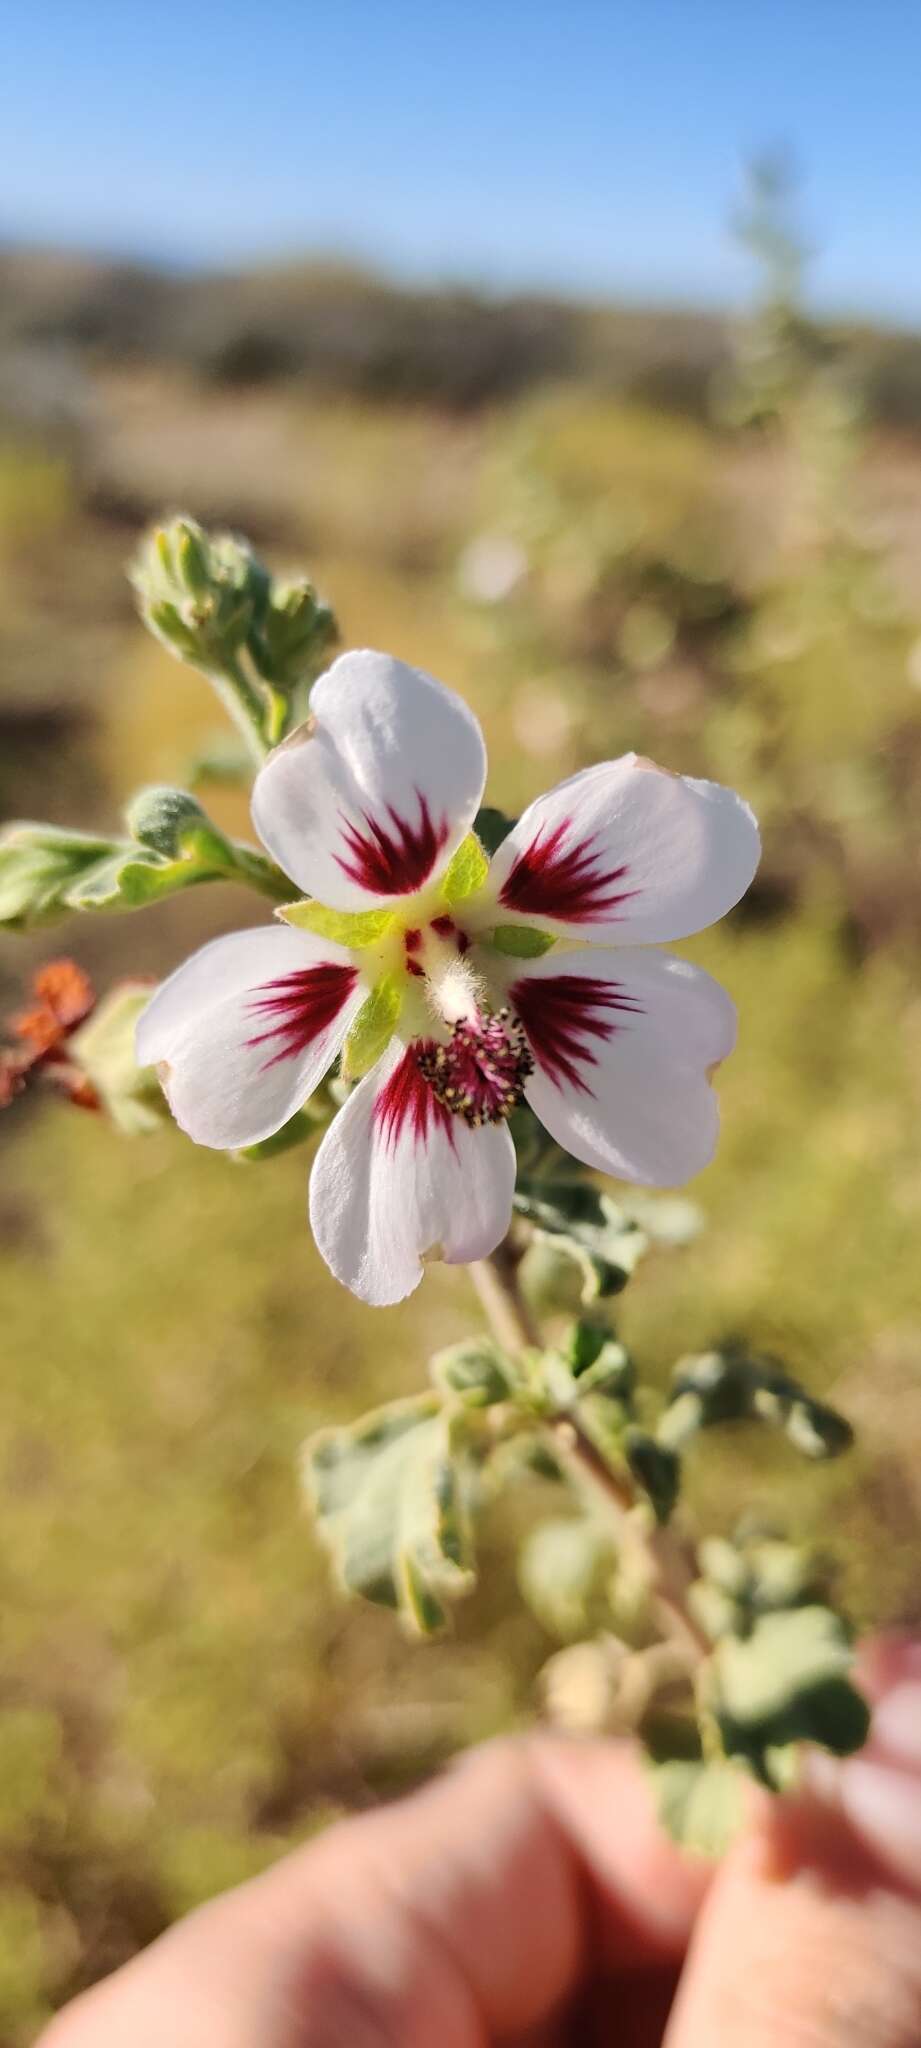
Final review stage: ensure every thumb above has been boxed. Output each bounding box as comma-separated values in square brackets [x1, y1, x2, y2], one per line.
[664, 1639, 921, 2048]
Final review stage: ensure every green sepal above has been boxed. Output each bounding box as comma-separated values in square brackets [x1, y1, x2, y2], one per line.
[279, 900, 395, 947]
[303, 1394, 476, 1636]
[651, 1759, 746, 1857]
[487, 923, 556, 958]
[473, 805, 517, 855]
[342, 975, 402, 1080]
[430, 1337, 518, 1408]
[439, 833, 489, 906]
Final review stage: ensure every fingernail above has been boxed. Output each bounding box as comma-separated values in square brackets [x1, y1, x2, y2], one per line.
[870, 1680, 921, 1770]
[838, 1758, 921, 1886]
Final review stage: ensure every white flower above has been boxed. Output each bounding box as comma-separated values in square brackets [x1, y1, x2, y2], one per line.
[137, 651, 760, 1306]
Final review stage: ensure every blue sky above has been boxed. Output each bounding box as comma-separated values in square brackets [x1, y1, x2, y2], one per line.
[5, 1, 921, 321]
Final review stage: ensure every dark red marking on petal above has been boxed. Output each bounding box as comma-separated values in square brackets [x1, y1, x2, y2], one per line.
[335, 790, 449, 896]
[373, 1043, 455, 1151]
[499, 817, 638, 923]
[245, 963, 357, 1071]
[404, 928, 422, 952]
[406, 959, 425, 977]
[430, 914, 456, 937]
[511, 972, 643, 1094]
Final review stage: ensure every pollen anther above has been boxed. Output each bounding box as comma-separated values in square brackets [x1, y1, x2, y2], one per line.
[416, 1007, 533, 1127]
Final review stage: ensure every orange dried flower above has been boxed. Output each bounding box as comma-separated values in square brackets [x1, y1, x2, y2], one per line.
[1, 958, 98, 1110]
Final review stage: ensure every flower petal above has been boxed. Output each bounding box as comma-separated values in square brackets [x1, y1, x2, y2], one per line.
[485, 755, 759, 943]
[308, 1039, 516, 1305]
[510, 947, 737, 1186]
[136, 925, 363, 1149]
[251, 650, 488, 909]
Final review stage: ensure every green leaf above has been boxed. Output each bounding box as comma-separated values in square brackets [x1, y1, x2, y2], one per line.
[659, 1350, 853, 1461]
[342, 975, 402, 1080]
[710, 1605, 871, 1785]
[430, 1337, 518, 1407]
[304, 1394, 475, 1635]
[279, 901, 395, 947]
[652, 1760, 746, 1857]
[562, 1321, 636, 1396]
[0, 806, 289, 930]
[516, 1179, 649, 1302]
[440, 834, 489, 906]
[0, 823, 119, 929]
[237, 1109, 320, 1161]
[473, 805, 516, 856]
[623, 1428, 681, 1524]
[487, 923, 556, 958]
[691, 1533, 824, 1646]
[519, 1516, 616, 1642]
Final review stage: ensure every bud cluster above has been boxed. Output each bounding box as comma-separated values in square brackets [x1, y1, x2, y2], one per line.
[130, 517, 337, 749]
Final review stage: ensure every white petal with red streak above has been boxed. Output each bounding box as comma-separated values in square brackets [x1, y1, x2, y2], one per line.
[512, 947, 737, 1186]
[308, 1039, 516, 1305]
[251, 650, 488, 909]
[485, 754, 760, 943]
[136, 925, 363, 1150]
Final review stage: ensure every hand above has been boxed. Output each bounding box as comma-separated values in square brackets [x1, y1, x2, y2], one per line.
[39, 1638, 921, 2047]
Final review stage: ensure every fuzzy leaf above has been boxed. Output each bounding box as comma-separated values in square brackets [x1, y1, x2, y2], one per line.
[440, 834, 489, 906]
[430, 1338, 517, 1408]
[0, 824, 119, 929]
[519, 1516, 616, 1642]
[652, 1760, 746, 1857]
[562, 1321, 636, 1397]
[659, 1350, 853, 1461]
[487, 924, 557, 958]
[0, 809, 288, 929]
[623, 1429, 681, 1524]
[342, 975, 402, 1081]
[516, 1179, 649, 1301]
[279, 901, 395, 947]
[304, 1395, 475, 1635]
[711, 1605, 870, 1785]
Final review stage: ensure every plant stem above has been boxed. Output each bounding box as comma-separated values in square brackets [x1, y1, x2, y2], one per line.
[469, 1248, 709, 1668]
[206, 654, 270, 768]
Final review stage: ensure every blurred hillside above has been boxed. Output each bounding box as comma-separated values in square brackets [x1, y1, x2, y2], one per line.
[7, 242, 921, 424]
[2, 236, 921, 2042]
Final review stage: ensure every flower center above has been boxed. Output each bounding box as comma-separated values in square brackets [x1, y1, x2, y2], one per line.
[416, 1007, 533, 1127]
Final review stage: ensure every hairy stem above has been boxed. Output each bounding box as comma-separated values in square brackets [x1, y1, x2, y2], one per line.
[470, 1248, 709, 1668]
[206, 654, 270, 767]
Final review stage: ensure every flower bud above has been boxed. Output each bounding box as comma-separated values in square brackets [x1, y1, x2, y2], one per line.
[123, 785, 217, 859]
[130, 516, 264, 670]
[247, 575, 337, 691]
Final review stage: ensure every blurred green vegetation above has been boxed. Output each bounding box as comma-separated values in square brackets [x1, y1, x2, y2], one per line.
[2, 295, 921, 2038]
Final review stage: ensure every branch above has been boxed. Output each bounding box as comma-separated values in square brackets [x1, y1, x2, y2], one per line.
[470, 1248, 708, 1668]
